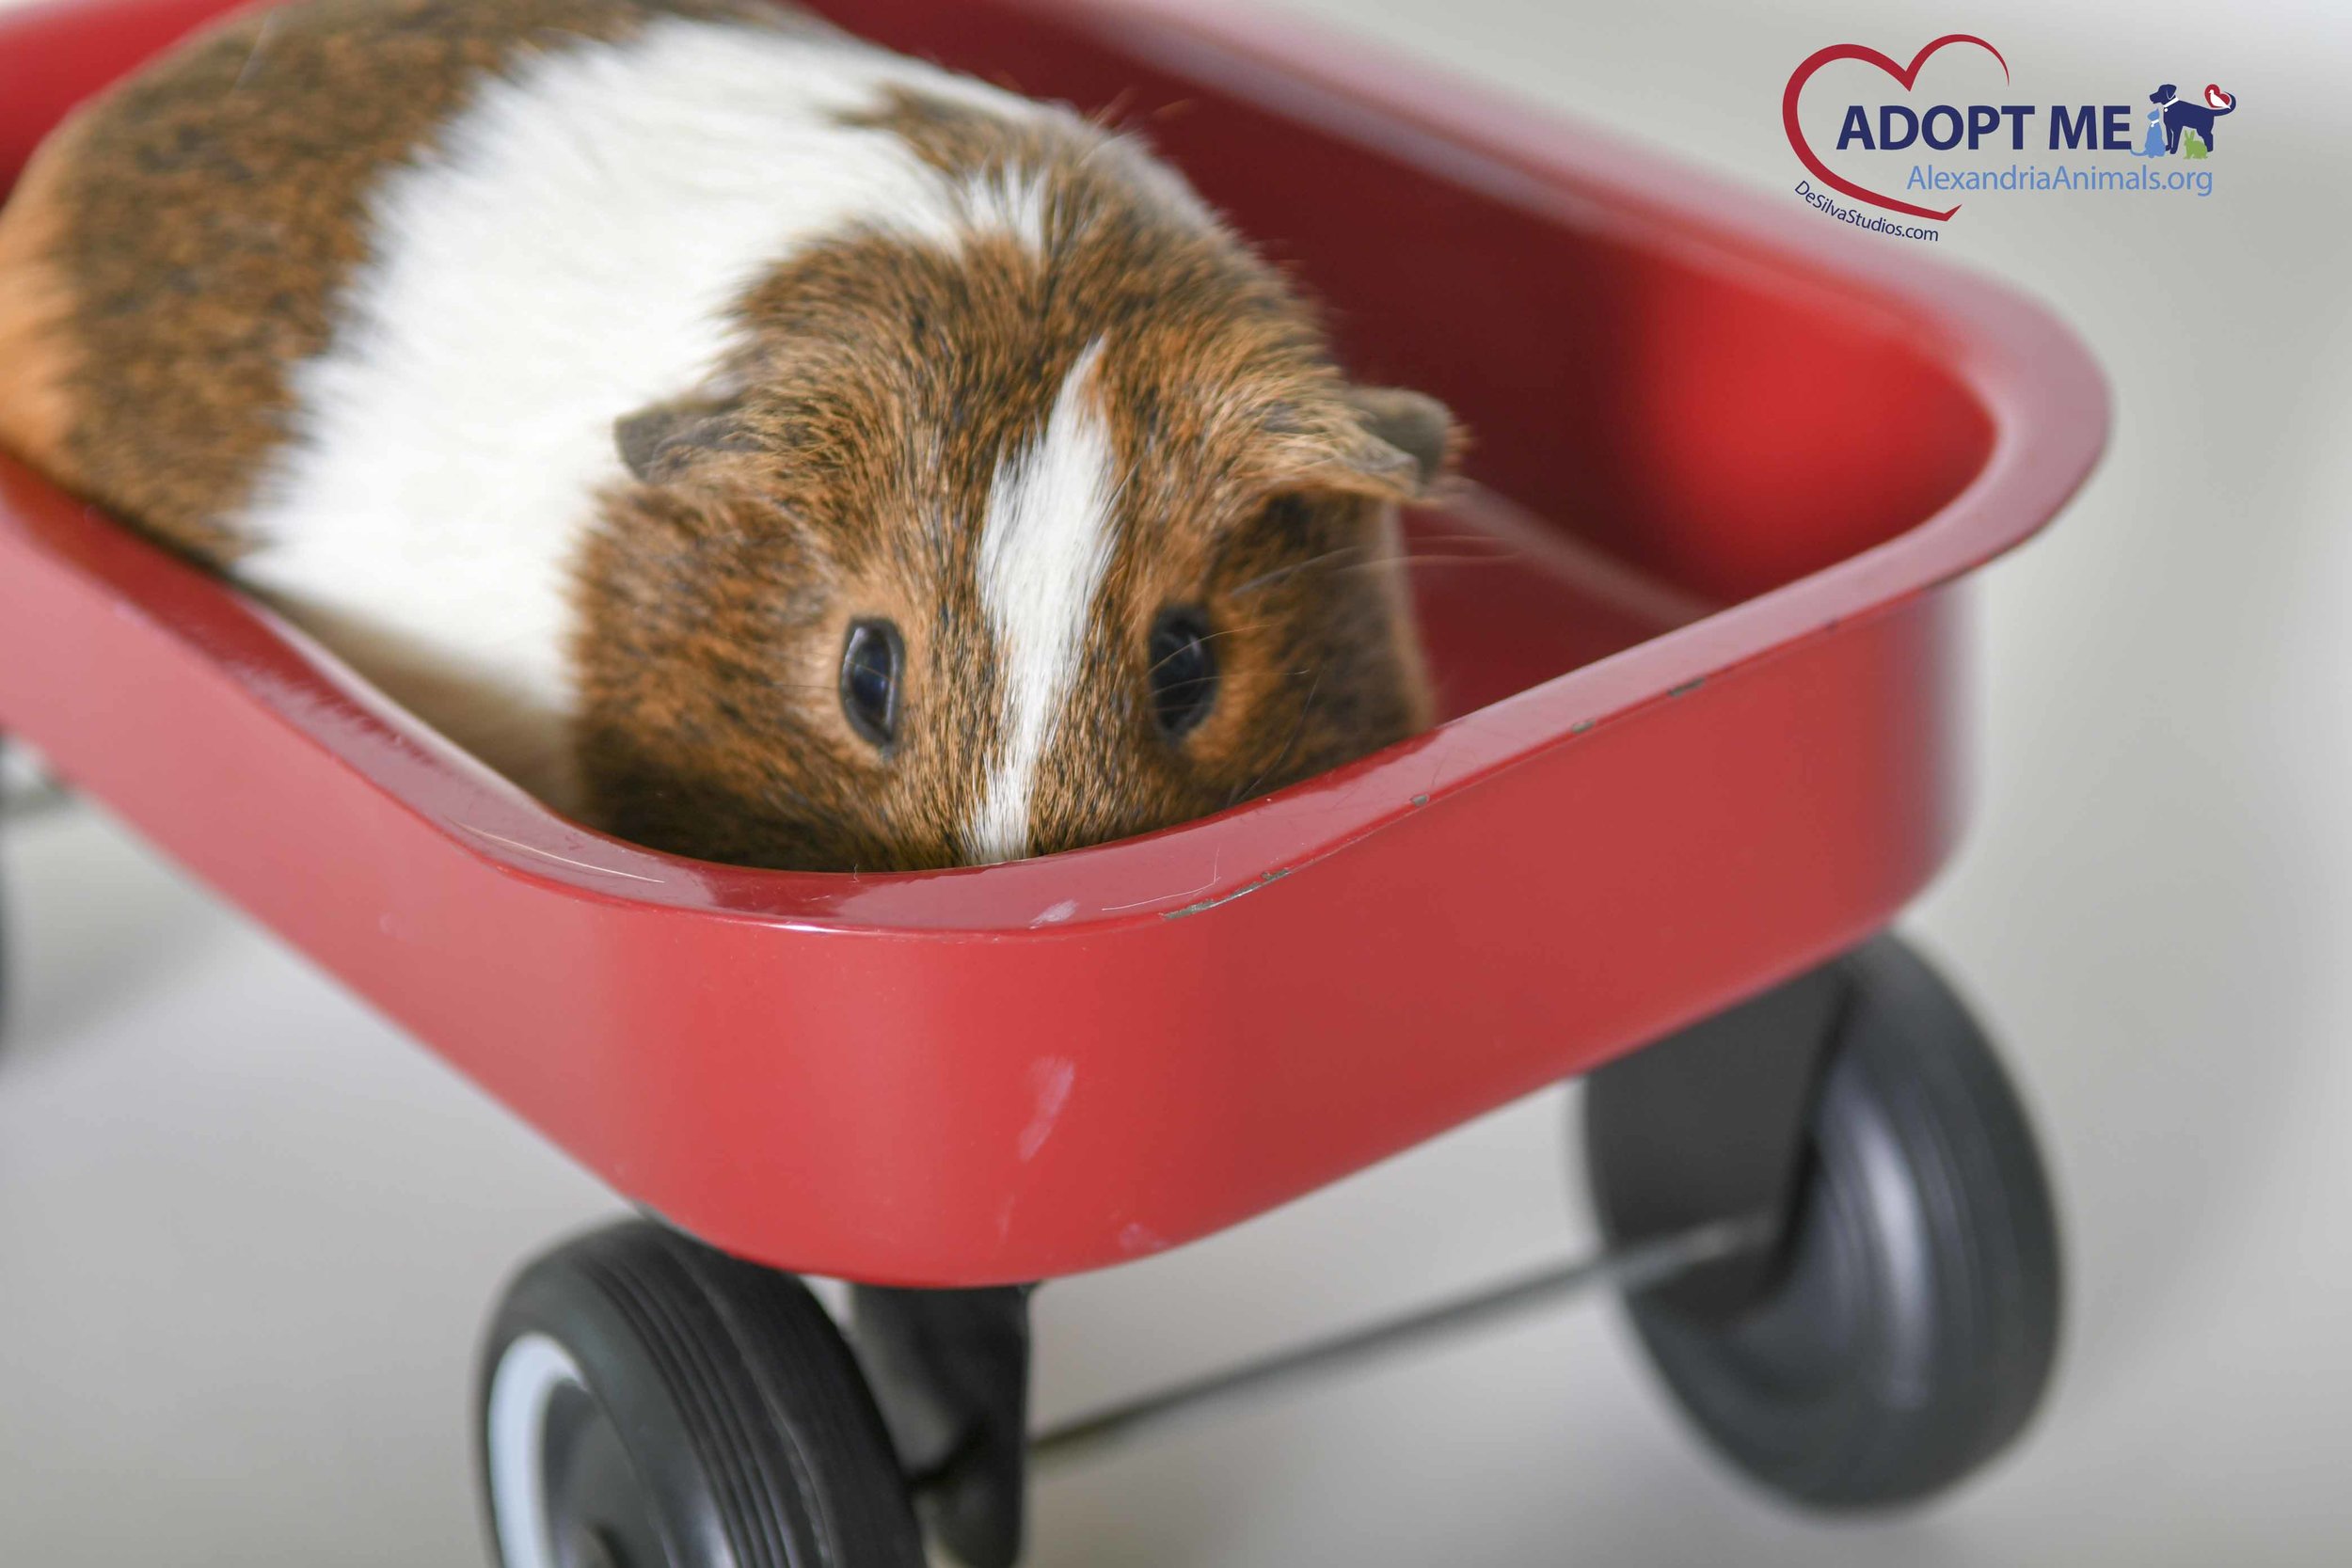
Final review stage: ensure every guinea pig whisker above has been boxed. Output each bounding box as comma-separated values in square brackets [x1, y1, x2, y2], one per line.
[1229, 546, 1374, 598]
[1330, 550, 1521, 574]
[1396, 531, 1521, 548]
[1228, 537, 1523, 598]
[1143, 623, 1266, 678]
[231, 11, 278, 90]
[1228, 671, 1322, 808]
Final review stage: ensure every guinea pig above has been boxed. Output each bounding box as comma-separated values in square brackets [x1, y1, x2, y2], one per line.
[0, 0, 1452, 871]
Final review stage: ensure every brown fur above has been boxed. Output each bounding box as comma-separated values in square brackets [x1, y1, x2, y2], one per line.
[0, 113, 87, 483]
[0, 1, 1445, 871]
[0, 0, 784, 561]
[575, 91, 1438, 869]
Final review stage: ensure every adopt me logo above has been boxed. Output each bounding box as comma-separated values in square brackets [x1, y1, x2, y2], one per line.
[1783, 35, 2235, 241]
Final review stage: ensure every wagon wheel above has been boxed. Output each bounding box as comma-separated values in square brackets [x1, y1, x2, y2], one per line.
[1584, 935, 2061, 1508]
[478, 1219, 926, 1568]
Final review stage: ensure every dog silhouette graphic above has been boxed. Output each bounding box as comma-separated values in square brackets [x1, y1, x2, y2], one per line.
[2153, 83, 2236, 155]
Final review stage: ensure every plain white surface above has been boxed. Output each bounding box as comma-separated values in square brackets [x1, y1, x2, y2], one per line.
[4, 0, 2349, 1562]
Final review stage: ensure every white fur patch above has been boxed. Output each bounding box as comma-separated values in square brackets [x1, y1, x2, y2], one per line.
[958, 165, 1052, 249]
[962, 340, 1121, 863]
[233, 17, 1045, 805]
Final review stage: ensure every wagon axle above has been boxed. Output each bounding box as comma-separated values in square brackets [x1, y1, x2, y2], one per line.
[1023, 1212, 1772, 1466]
[476, 935, 2059, 1566]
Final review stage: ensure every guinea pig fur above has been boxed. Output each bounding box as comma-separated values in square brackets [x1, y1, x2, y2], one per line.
[0, 0, 1453, 871]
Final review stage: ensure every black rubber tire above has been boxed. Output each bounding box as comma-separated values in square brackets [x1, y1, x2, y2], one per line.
[1589, 937, 2062, 1509]
[477, 1219, 926, 1568]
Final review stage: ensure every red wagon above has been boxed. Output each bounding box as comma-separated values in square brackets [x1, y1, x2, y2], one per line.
[0, 0, 2106, 1561]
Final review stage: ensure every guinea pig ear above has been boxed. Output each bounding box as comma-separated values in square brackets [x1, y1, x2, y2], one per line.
[1345, 387, 1456, 494]
[614, 392, 756, 483]
[1255, 386, 1459, 501]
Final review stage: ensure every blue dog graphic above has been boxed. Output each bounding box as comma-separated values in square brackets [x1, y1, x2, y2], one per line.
[2153, 83, 2236, 155]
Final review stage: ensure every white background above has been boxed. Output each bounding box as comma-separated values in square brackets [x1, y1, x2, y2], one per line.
[3, 0, 2348, 1562]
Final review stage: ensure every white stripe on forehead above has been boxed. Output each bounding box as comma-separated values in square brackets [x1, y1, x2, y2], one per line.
[962, 341, 1122, 864]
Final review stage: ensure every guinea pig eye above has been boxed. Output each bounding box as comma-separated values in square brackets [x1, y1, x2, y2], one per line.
[1146, 607, 1218, 739]
[839, 619, 902, 749]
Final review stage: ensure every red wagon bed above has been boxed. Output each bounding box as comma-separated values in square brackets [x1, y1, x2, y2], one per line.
[0, 0, 2104, 1296]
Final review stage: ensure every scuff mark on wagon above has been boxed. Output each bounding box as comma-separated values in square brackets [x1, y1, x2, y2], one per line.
[1162, 868, 1292, 919]
[1117, 1221, 1169, 1257]
[1017, 1057, 1077, 1162]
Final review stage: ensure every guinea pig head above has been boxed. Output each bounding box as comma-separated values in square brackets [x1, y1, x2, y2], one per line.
[573, 240, 1451, 872]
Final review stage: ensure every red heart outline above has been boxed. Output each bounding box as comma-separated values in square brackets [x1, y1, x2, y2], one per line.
[1783, 35, 2010, 222]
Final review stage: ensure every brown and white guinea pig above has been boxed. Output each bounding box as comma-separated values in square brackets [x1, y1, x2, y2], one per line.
[0, 0, 1453, 871]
